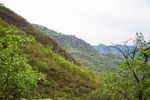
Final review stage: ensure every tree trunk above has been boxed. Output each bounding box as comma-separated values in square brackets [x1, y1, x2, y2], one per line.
[138, 91, 143, 100]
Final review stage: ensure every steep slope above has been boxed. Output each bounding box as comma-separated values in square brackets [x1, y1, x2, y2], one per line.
[0, 6, 100, 99]
[33, 24, 122, 73]
[0, 6, 80, 66]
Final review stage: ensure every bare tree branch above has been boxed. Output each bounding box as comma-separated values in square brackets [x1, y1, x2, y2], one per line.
[109, 46, 128, 59]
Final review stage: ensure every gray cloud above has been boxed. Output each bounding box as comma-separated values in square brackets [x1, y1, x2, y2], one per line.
[1, 0, 150, 45]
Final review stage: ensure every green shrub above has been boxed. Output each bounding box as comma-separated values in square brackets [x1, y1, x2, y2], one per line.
[0, 26, 45, 99]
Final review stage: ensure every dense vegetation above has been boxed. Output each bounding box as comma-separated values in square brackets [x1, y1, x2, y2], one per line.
[0, 4, 150, 100]
[89, 33, 150, 100]
[33, 24, 122, 73]
[0, 24, 45, 99]
[0, 6, 100, 99]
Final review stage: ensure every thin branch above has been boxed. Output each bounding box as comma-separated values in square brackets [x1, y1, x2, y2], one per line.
[132, 71, 140, 83]
[109, 46, 128, 59]
[142, 74, 146, 81]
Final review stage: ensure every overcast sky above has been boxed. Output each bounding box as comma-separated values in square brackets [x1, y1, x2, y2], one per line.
[1, 0, 150, 45]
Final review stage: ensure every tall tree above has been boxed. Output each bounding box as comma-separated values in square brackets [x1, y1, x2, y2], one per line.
[89, 33, 150, 100]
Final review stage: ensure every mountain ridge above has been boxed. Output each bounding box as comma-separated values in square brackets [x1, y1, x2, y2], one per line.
[33, 24, 123, 73]
[93, 43, 134, 55]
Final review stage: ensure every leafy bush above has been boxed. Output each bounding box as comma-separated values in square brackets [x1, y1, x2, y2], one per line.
[0, 26, 45, 99]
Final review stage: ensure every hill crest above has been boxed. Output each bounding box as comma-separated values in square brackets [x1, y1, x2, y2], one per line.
[34, 24, 123, 73]
[0, 6, 80, 65]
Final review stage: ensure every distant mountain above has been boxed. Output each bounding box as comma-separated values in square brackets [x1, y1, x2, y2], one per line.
[93, 44, 134, 55]
[33, 24, 123, 73]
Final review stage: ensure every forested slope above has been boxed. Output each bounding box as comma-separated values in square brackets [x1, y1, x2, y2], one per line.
[0, 6, 100, 99]
[34, 24, 122, 73]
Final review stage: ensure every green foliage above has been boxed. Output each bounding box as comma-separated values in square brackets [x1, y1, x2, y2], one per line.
[89, 33, 150, 100]
[89, 73, 135, 100]
[27, 43, 100, 99]
[0, 26, 45, 99]
[0, 6, 101, 99]
[0, 5, 80, 66]
[33, 24, 123, 73]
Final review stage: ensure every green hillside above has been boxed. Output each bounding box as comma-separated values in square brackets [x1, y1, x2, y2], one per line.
[0, 6, 100, 99]
[33, 24, 123, 73]
[0, 6, 80, 66]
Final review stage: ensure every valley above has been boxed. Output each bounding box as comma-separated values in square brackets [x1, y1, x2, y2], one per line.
[0, 2, 150, 100]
